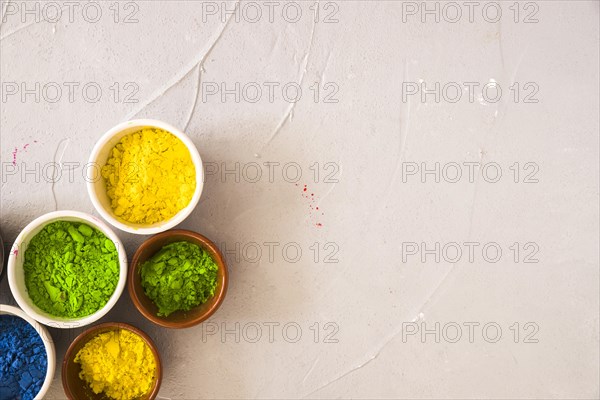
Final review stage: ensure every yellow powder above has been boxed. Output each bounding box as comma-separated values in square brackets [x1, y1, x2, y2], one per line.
[74, 329, 157, 400]
[101, 128, 196, 224]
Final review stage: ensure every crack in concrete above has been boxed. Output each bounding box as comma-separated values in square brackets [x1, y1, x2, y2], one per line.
[301, 357, 320, 384]
[262, 13, 317, 149]
[51, 138, 70, 211]
[382, 58, 412, 209]
[124, 0, 241, 122]
[183, 63, 203, 132]
[0, 19, 36, 41]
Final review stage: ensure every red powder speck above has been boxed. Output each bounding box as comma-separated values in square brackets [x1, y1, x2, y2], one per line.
[12, 147, 18, 166]
[12, 249, 18, 256]
[299, 184, 324, 227]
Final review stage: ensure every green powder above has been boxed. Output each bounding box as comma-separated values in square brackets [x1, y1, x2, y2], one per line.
[140, 241, 218, 317]
[23, 221, 119, 318]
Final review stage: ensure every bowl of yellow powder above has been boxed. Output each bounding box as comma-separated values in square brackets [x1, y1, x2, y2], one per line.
[87, 119, 203, 235]
[7, 211, 128, 329]
[62, 322, 162, 400]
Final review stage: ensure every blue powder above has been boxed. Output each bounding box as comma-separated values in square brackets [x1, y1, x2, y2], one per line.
[0, 315, 47, 400]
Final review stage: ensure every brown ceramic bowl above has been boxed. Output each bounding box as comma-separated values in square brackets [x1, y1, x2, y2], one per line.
[62, 322, 162, 400]
[129, 229, 228, 328]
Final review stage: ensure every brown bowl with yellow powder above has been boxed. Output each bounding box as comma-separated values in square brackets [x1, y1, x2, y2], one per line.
[62, 322, 162, 400]
[87, 119, 204, 235]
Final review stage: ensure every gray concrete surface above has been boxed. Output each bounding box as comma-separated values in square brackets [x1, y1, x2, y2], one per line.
[1, 1, 599, 398]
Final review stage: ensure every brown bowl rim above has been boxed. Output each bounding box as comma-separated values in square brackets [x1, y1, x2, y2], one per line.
[128, 229, 229, 329]
[61, 322, 162, 400]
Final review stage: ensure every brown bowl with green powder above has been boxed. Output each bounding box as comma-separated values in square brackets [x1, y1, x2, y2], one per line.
[129, 229, 228, 328]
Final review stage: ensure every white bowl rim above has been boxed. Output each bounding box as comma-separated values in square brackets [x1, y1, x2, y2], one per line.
[7, 210, 128, 329]
[86, 119, 204, 235]
[0, 304, 56, 400]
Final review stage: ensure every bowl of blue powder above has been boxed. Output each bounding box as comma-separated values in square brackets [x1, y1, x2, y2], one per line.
[0, 304, 55, 400]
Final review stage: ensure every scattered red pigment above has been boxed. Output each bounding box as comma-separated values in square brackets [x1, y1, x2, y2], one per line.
[11, 142, 35, 166]
[300, 183, 324, 227]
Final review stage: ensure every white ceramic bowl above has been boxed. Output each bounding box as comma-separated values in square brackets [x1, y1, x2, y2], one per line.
[1, 233, 4, 281]
[7, 211, 128, 329]
[0, 304, 56, 400]
[87, 119, 204, 235]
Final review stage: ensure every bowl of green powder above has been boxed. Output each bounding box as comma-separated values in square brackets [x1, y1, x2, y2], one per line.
[7, 211, 128, 329]
[129, 229, 228, 328]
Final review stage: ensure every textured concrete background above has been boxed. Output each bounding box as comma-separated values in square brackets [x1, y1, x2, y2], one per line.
[1, 1, 599, 398]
